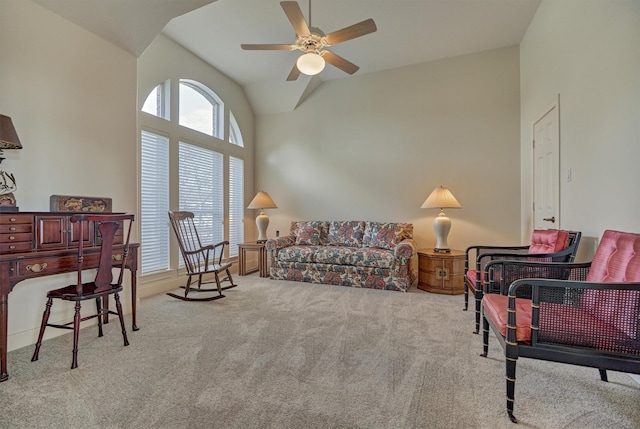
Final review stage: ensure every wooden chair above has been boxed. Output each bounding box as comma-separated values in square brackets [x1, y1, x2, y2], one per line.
[31, 213, 135, 369]
[481, 230, 640, 423]
[168, 211, 236, 301]
[464, 230, 581, 333]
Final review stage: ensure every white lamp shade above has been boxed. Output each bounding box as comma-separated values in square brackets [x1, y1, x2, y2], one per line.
[296, 52, 325, 76]
[421, 186, 461, 209]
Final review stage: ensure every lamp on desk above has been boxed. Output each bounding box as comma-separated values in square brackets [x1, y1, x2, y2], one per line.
[0, 115, 22, 212]
[247, 191, 278, 243]
[421, 186, 461, 253]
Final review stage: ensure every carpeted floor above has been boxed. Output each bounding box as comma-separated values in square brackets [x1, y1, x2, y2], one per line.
[1, 275, 639, 428]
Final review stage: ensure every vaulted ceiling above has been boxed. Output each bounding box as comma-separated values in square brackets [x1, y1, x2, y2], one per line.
[32, 0, 541, 115]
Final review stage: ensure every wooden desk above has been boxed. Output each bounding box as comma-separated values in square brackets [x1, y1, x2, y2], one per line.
[0, 212, 139, 382]
[237, 241, 268, 277]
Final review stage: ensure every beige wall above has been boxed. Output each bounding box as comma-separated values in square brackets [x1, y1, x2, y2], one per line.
[520, 0, 640, 260]
[0, 0, 137, 350]
[255, 46, 522, 251]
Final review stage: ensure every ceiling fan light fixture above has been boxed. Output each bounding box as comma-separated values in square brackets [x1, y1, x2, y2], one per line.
[296, 52, 325, 76]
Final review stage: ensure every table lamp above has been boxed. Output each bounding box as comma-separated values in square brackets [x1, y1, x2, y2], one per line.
[0, 115, 22, 212]
[247, 191, 278, 243]
[421, 186, 461, 252]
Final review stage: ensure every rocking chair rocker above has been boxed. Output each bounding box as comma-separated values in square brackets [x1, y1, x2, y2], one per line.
[168, 211, 237, 301]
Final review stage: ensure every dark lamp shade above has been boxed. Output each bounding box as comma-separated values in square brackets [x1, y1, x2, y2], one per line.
[0, 115, 22, 150]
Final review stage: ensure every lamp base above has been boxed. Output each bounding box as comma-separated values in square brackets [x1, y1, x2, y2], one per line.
[433, 248, 451, 253]
[256, 239, 267, 243]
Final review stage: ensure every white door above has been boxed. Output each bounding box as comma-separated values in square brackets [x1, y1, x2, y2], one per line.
[533, 97, 560, 230]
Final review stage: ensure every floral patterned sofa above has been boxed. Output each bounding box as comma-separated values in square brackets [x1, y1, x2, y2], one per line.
[265, 221, 416, 292]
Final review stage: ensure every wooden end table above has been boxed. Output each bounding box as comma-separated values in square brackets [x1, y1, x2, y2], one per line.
[237, 241, 268, 277]
[417, 249, 465, 295]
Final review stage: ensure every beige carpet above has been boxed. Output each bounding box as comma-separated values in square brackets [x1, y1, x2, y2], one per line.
[1, 275, 639, 428]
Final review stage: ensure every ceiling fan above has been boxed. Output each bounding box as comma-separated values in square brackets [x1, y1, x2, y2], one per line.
[241, 1, 377, 81]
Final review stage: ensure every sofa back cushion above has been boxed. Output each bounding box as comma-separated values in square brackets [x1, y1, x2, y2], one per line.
[581, 230, 640, 338]
[293, 221, 328, 245]
[363, 222, 413, 250]
[328, 221, 366, 247]
[528, 229, 569, 254]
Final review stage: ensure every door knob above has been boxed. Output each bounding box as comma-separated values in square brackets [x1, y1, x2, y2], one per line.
[543, 216, 556, 223]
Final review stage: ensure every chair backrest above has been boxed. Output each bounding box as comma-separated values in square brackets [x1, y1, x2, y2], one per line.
[528, 230, 581, 262]
[528, 229, 569, 254]
[581, 230, 640, 338]
[71, 213, 135, 295]
[586, 230, 640, 283]
[168, 211, 224, 274]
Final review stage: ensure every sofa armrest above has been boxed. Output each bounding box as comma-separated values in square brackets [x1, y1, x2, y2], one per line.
[265, 235, 296, 258]
[394, 238, 416, 262]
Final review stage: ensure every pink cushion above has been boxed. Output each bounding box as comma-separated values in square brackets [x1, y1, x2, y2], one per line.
[585, 230, 640, 283]
[482, 294, 533, 343]
[465, 270, 478, 288]
[581, 230, 640, 338]
[528, 230, 569, 254]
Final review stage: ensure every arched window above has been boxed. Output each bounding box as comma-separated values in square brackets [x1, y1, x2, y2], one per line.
[229, 111, 244, 147]
[141, 80, 170, 119]
[179, 79, 223, 139]
[140, 79, 245, 275]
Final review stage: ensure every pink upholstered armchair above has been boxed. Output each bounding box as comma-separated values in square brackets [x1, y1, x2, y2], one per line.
[464, 230, 582, 333]
[481, 230, 640, 424]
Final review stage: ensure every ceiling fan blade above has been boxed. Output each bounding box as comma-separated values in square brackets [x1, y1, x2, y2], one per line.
[281, 1, 310, 37]
[241, 44, 296, 51]
[321, 50, 359, 75]
[286, 63, 301, 81]
[324, 19, 377, 46]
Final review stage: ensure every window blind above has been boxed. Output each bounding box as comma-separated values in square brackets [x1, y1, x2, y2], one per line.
[140, 130, 170, 274]
[179, 142, 224, 263]
[228, 156, 244, 256]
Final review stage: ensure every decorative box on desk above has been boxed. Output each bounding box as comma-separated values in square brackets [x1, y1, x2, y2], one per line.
[417, 249, 465, 295]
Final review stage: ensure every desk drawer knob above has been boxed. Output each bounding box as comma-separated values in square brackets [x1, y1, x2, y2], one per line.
[26, 263, 48, 273]
[9, 236, 15, 241]
[9, 227, 16, 231]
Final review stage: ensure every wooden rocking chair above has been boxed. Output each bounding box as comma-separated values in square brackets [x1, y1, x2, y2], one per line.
[168, 211, 237, 301]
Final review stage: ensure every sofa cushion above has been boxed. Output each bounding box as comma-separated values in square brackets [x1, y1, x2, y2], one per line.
[314, 246, 355, 265]
[277, 245, 319, 263]
[328, 221, 366, 247]
[352, 248, 396, 269]
[528, 229, 569, 254]
[294, 221, 328, 245]
[363, 222, 413, 250]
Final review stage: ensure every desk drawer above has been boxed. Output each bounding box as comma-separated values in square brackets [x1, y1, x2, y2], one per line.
[0, 214, 33, 225]
[0, 223, 32, 234]
[12, 252, 130, 280]
[0, 241, 33, 253]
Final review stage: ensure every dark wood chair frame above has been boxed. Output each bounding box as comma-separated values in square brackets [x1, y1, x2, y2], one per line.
[168, 211, 237, 302]
[464, 231, 581, 333]
[31, 213, 135, 369]
[480, 260, 640, 423]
